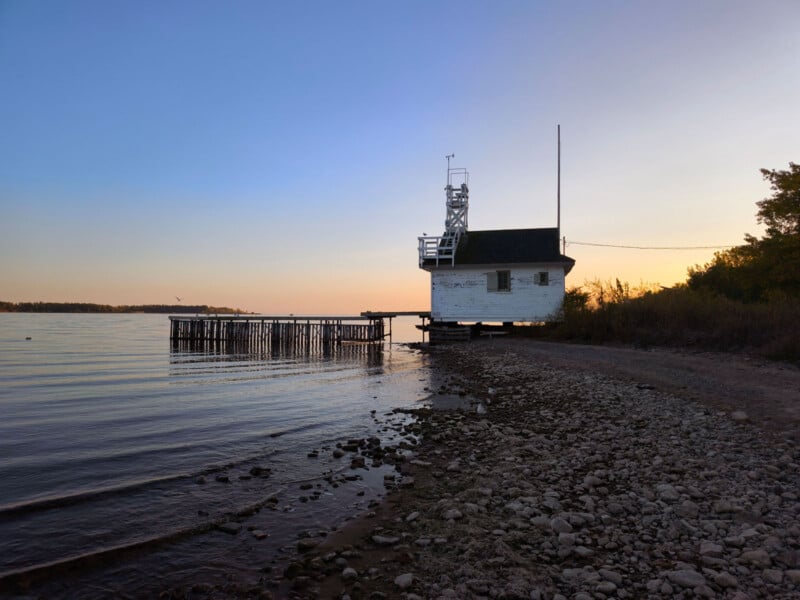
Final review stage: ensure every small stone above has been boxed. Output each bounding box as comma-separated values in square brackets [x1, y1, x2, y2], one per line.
[599, 569, 623, 586]
[667, 569, 706, 588]
[700, 541, 724, 557]
[414, 538, 431, 546]
[394, 573, 414, 589]
[443, 508, 463, 521]
[656, 483, 680, 502]
[740, 548, 771, 567]
[297, 538, 318, 552]
[558, 532, 576, 547]
[406, 511, 420, 522]
[371, 535, 400, 546]
[714, 572, 738, 588]
[675, 500, 699, 518]
[713, 499, 739, 514]
[786, 570, 800, 584]
[217, 522, 241, 535]
[251, 529, 268, 540]
[595, 581, 617, 593]
[762, 568, 783, 584]
[731, 410, 749, 422]
[341, 567, 358, 581]
[550, 517, 573, 534]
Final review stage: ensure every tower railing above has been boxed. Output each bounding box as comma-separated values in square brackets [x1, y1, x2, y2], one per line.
[418, 162, 469, 267]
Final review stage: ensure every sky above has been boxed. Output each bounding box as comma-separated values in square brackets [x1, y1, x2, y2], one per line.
[1, 0, 798, 313]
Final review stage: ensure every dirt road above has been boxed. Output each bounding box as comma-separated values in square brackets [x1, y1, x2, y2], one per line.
[487, 338, 800, 439]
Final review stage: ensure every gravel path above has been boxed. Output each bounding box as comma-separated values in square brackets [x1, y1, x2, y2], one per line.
[277, 340, 800, 599]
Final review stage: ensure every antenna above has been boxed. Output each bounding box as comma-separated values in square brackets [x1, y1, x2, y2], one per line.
[557, 124, 561, 243]
[445, 153, 454, 185]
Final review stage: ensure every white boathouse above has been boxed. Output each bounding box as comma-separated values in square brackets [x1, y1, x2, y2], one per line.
[418, 163, 575, 325]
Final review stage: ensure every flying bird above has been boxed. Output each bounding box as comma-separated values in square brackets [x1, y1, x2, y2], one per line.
[175, 296, 182, 302]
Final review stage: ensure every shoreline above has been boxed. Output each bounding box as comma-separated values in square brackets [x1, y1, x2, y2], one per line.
[274, 339, 800, 599]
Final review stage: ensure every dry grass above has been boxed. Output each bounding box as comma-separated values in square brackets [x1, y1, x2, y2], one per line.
[541, 281, 800, 362]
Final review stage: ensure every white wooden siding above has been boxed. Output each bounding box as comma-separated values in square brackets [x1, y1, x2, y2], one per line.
[430, 266, 566, 322]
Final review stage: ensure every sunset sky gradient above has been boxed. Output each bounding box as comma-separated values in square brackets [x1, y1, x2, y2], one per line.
[2, 1, 798, 313]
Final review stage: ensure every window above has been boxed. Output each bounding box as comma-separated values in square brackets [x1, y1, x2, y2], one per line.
[488, 270, 511, 292]
[537, 271, 549, 286]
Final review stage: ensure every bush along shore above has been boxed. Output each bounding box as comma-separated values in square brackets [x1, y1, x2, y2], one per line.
[272, 342, 800, 600]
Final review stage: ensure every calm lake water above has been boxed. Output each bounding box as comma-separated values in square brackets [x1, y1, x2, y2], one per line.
[0, 314, 433, 598]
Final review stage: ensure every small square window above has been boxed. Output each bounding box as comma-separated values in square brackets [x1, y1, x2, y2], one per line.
[537, 272, 549, 286]
[488, 270, 511, 292]
[498, 270, 510, 291]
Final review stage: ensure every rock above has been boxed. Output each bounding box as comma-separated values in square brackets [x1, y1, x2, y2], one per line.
[666, 569, 706, 588]
[341, 567, 358, 581]
[406, 511, 420, 522]
[700, 541, 724, 557]
[740, 548, 771, 567]
[714, 572, 738, 588]
[713, 499, 740, 514]
[557, 532, 576, 547]
[656, 483, 680, 502]
[763, 569, 783, 584]
[596, 581, 617, 593]
[599, 569, 623, 586]
[550, 516, 573, 534]
[786, 570, 800, 584]
[394, 573, 414, 589]
[676, 500, 700, 518]
[443, 508, 463, 521]
[731, 410, 749, 422]
[371, 535, 400, 546]
[251, 529, 268, 540]
[297, 539, 318, 552]
[217, 522, 241, 535]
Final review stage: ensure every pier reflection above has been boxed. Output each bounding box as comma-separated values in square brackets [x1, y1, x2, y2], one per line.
[169, 338, 385, 369]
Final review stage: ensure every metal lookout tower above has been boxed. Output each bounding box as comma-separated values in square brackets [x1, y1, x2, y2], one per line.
[418, 155, 470, 266]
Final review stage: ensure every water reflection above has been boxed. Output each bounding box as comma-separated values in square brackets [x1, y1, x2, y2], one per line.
[169, 338, 386, 368]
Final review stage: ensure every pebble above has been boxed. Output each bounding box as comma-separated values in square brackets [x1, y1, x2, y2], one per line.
[278, 344, 800, 600]
[371, 535, 400, 546]
[394, 573, 414, 589]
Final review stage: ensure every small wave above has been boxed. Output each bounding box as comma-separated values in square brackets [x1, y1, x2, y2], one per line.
[0, 446, 284, 518]
[0, 473, 191, 518]
[0, 486, 285, 592]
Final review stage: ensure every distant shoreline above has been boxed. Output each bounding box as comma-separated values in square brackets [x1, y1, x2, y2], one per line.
[0, 302, 245, 314]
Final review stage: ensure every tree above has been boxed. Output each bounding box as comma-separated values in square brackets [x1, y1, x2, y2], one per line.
[688, 162, 800, 301]
[757, 163, 800, 237]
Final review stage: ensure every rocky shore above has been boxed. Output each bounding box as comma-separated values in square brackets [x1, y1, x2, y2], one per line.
[277, 341, 800, 599]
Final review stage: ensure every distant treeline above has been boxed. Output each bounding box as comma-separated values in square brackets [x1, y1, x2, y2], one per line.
[0, 302, 246, 314]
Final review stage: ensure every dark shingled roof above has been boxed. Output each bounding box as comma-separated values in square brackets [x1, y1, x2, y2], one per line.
[423, 227, 575, 270]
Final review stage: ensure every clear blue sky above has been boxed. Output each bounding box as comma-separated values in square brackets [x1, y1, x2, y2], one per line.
[2, 0, 798, 312]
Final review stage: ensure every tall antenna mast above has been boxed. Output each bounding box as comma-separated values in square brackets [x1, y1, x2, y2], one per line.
[557, 124, 561, 240]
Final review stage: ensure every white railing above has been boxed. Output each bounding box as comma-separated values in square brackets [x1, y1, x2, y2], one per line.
[418, 233, 460, 267]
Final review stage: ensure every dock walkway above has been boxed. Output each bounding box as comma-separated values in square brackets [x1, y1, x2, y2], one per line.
[169, 312, 430, 352]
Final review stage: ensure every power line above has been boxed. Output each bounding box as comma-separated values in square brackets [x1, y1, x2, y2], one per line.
[566, 240, 736, 251]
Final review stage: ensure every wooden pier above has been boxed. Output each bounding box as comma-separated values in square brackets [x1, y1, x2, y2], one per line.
[169, 311, 433, 353]
[169, 314, 391, 353]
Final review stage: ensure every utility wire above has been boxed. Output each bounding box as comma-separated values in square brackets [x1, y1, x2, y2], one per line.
[566, 240, 736, 251]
